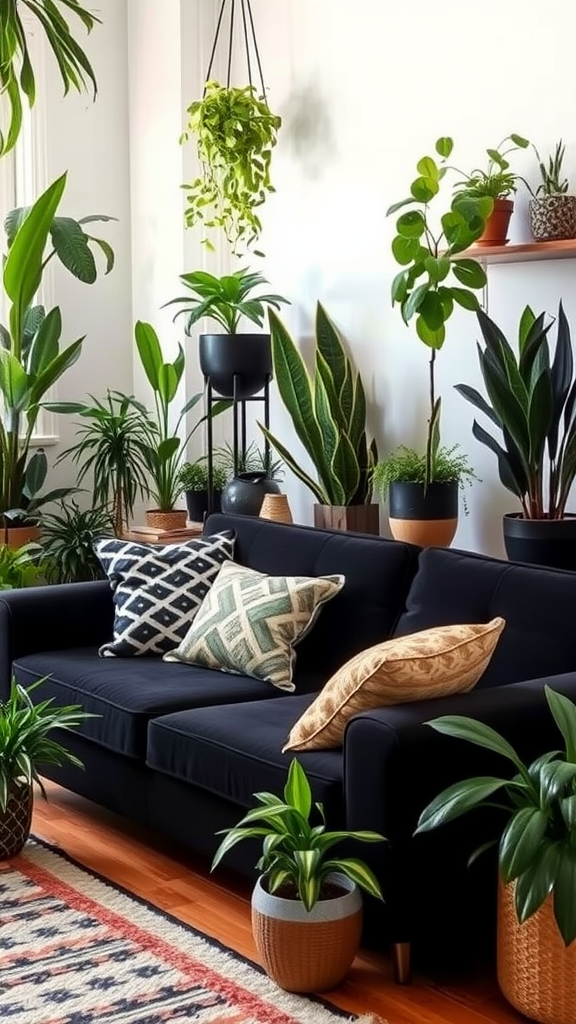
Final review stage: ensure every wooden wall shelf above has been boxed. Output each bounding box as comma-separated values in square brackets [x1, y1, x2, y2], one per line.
[462, 239, 576, 265]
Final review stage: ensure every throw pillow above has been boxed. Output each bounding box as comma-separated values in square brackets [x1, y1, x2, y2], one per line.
[283, 617, 506, 751]
[94, 530, 236, 657]
[163, 561, 345, 691]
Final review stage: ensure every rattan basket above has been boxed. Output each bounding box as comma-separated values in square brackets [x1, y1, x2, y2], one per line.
[259, 493, 293, 523]
[498, 878, 576, 1024]
[145, 509, 188, 531]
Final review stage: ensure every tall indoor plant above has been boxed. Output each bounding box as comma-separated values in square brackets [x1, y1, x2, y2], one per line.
[384, 136, 488, 545]
[259, 303, 379, 534]
[455, 301, 576, 569]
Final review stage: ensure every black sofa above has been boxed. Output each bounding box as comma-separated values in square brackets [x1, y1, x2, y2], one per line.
[3, 511, 576, 982]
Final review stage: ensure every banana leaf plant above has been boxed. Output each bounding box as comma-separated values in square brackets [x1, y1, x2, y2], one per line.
[259, 304, 378, 506]
[455, 302, 576, 519]
[0, 0, 99, 156]
[0, 172, 115, 524]
[416, 684, 576, 946]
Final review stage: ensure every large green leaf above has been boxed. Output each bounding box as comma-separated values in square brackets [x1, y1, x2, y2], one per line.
[416, 776, 512, 834]
[316, 303, 347, 398]
[258, 423, 329, 504]
[546, 685, 576, 762]
[134, 320, 162, 391]
[28, 337, 83, 406]
[49, 217, 96, 283]
[513, 842, 561, 925]
[330, 432, 360, 506]
[0, 351, 29, 412]
[426, 716, 526, 771]
[284, 760, 312, 820]
[27, 307, 62, 377]
[499, 807, 549, 883]
[553, 849, 576, 945]
[314, 371, 343, 503]
[322, 857, 383, 900]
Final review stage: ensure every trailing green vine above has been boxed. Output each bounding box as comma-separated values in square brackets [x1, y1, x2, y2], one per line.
[180, 80, 281, 255]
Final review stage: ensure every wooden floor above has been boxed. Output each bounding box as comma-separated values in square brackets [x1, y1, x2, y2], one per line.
[32, 782, 525, 1024]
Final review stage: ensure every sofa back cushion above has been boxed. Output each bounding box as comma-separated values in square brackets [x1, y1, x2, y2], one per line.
[395, 546, 576, 688]
[204, 514, 419, 679]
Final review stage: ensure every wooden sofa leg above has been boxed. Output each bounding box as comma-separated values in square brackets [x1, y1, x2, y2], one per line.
[391, 941, 411, 984]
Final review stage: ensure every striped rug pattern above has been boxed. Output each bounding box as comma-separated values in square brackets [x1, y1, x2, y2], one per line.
[0, 839, 384, 1024]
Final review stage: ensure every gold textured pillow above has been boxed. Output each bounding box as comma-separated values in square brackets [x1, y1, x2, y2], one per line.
[283, 617, 506, 752]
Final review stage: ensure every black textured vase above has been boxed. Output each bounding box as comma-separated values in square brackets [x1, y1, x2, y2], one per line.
[221, 472, 281, 517]
[200, 334, 272, 399]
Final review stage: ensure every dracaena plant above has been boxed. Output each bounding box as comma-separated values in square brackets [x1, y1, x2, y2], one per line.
[388, 136, 489, 486]
[0, 172, 115, 524]
[165, 268, 288, 336]
[455, 302, 576, 519]
[0, 1, 99, 156]
[212, 758, 385, 911]
[416, 685, 576, 946]
[259, 304, 378, 506]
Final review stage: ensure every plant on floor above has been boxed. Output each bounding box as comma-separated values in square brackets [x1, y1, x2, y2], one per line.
[0, 173, 115, 525]
[212, 757, 384, 909]
[452, 133, 530, 200]
[455, 302, 576, 519]
[0, 541, 43, 589]
[180, 81, 282, 254]
[258, 304, 378, 505]
[0, 1, 100, 155]
[40, 500, 114, 584]
[416, 684, 576, 945]
[165, 268, 289, 337]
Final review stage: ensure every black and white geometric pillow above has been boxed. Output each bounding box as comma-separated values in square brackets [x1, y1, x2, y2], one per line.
[93, 530, 235, 657]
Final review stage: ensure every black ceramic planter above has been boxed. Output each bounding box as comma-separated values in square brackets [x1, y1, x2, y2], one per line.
[221, 472, 281, 517]
[184, 489, 221, 524]
[388, 480, 459, 548]
[503, 513, 576, 570]
[200, 334, 272, 399]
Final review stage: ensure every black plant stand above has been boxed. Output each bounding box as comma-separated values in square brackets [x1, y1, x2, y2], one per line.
[205, 373, 271, 516]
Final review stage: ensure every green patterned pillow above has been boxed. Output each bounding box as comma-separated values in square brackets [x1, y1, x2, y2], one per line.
[163, 561, 345, 690]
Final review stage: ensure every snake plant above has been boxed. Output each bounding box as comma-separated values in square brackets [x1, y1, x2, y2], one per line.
[260, 304, 378, 506]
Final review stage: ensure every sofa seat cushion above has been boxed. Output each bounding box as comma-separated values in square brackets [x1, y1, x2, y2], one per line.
[12, 648, 307, 760]
[147, 695, 345, 823]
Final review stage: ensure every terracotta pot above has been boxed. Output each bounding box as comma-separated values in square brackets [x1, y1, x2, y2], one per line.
[145, 509, 188, 531]
[313, 503, 380, 535]
[498, 878, 576, 1024]
[475, 198, 514, 247]
[529, 195, 576, 241]
[388, 481, 458, 547]
[1, 525, 41, 549]
[0, 781, 32, 859]
[251, 873, 362, 993]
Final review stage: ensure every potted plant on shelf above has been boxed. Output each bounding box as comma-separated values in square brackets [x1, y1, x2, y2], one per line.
[0, 173, 115, 545]
[258, 303, 379, 534]
[455, 301, 576, 570]
[452, 133, 530, 246]
[527, 139, 576, 242]
[40, 500, 114, 583]
[212, 758, 385, 993]
[180, 80, 281, 256]
[416, 684, 576, 1024]
[0, 675, 93, 858]
[177, 458, 228, 523]
[165, 267, 289, 400]
[385, 136, 488, 545]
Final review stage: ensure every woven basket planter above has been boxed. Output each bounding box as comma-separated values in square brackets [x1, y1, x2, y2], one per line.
[251, 873, 362, 993]
[145, 509, 188, 532]
[498, 878, 576, 1024]
[529, 195, 576, 242]
[0, 782, 33, 859]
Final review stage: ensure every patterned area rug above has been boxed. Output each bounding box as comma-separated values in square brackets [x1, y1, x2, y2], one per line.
[0, 838, 385, 1023]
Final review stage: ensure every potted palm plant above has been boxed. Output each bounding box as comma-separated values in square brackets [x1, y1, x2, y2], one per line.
[212, 758, 384, 993]
[0, 676, 93, 858]
[416, 684, 576, 1024]
[258, 303, 379, 534]
[452, 133, 530, 246]
[528, 140, 576, 242]
[165, 267, 289, 399]
[455, 301, 576, 569]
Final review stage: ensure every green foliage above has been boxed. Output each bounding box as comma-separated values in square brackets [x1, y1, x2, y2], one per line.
[52, 391, 156, 535]
[165, 268, 289, 335]
[180, 80, 282, 255]
[213, 440, 284, 482]
[178, 459, 228, 493]
[373, 445, 478, 491]
[455, 302, 576, 519]
[212, 758, 385, 912]
[39, 500, 114, 583]
[0, 174, 115, 522]
[0, 675, 93, 812]
[417, 685, 576, 947]
[0, 1, 99, 156]
[531, 140, 569, 197]
[0, 541, 43, 589]
[259, 305, 378, 506]
[453, 133, 530, 200]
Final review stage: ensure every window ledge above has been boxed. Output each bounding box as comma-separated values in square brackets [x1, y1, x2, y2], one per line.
[30, 434, 59, 448]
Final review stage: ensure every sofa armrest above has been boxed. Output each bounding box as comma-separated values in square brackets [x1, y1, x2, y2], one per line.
[0, 581, 114, 699]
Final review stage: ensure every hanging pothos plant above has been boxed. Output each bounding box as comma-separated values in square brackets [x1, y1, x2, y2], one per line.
[180, 80, 281, 256]
[0, 0, 99, 156]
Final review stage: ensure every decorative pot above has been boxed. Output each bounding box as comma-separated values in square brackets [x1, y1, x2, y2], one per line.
[251, 873, 362, 993]
[313, 504, 380, 535]
[1, 524, 41, 549]
[475, 198, 514, 247]
[221, 472, 280, 517]
[200, 334, 272, 400]
[498, 878, 576, 1024]
[503, 513, 576, 570]
[529, 195, 576, 242]
[145, 509, 188, 531]
[0, 781, 33, 859]
[388, 481, 458, 547]
[259, 493, 293, 523]
[184, 489, 222, 524]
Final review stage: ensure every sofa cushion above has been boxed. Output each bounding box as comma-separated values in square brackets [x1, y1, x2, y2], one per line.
[147, 695, 345, 823]
[164, 561, 344, 691]
[93, 530, 235, 657]
[12, 649, 310, 760]
[283, 617, 506, 751]
[395, 547, 576, 688]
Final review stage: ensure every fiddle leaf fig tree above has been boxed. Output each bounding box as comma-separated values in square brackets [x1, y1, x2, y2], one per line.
[0, 1, 100, 156]
[388, 137, 489, 484]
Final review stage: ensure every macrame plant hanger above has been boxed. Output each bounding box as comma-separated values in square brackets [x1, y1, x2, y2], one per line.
[204, 0, 268, 98]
